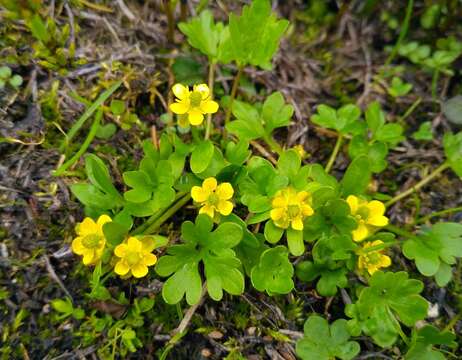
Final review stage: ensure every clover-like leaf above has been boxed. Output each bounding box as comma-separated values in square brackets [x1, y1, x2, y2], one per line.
[346, 271, 428, 347]
[311, 104, 364, 136]
[219, 0, 289, 69]
[443, 131, 462, 177]
[296, 261, 348, 296]
[405, 325, 457, 360]
[296, 315, 360, 360]
[178, 10, 225, 61]
[262, 91, 294, 133]
[227, 100, 265, 141]
[251, 245, 294, 295]
[156, 215, 244, 305]
[403, 222, 462, 286]
[412, 122, 433, 141]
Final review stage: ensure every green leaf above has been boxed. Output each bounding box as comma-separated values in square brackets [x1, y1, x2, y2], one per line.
[262, 91, 294, 133]
[110, 99, 125, 116]
[388, 77, 413, 98]
[123, 171, 152, 203]
[264, 220, 284, 244]
[172, 57, 205, 85]
[70, 183, 116, 210]
[51, 298, 73, 315]
[346, 271, 428, 347]
[0, 66, 12, 79]
[405, 325, 457, 360]
[227, 100, 265, 141]
[219, 0, 289, 69]
[190, 140, 215, 174]
[412, 122, 433, 141]
[348, 136, 388, 173]
[340, 156, 371, 196]
[443, 131, 462, 177]
[178, 10, 224, 60]
[27, 14, 50, 43]
[251, 246, 294, 295]
[365, 101, 385, 134]
[96, 123, 117, 139]
[296, 261, 348, 296]
[403, 222, 462, 283]
[225, 140, 251, 165]
[277, 149, 301, 180]
[286, 228, 304, 256]
[162, 262, 202, 305]
[85, 154, 122, 201]
[103, 222, 127, 247]
[442, 95, 462, 125]
[9, 74, 23, 88]
[296, 315, 360, 360]
[311, 104, 363, 135]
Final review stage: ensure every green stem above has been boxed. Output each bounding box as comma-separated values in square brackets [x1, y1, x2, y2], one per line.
[384, 224, 414, 239]
[325, 134, 343, 174]
[385, 162, 450, 207]
[399, 97, 422, 123]
[417, 206, 462, 224]
[443, 312, 461, 332]
[263, 135, 283, 155]
[141, 194, 191, 235]
[205, 61, 216, 140]
[385, 0, 414, 66]
[53, 109, 103, 176]
[223, 65, 244, 136]
[431, 69, 440, 101]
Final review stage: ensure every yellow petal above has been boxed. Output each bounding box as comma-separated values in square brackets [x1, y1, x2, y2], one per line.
[194, 84, 209, 99]
[379, 255, 392, 268]
[188, 109, 204, 125]
[270, 207, 285, 221]
[291, 217, 304, 231]
[217, 200, 233, 216]
[370, 240, 384, 247]
[352, 223, 369, 242]
[346, 195, 358, 214]
[202, 177, 217, 192]
[368, 215, 389, 227]
[296, 191, 309, 202]
[367, 200, 386, 217]
[143, 253, 157, 266]
[301, 204, 314, 217]
[127, 237, 142, 252]
[199, 204, 215, 218]
[114, 260, 130, 276]
[200, 100, 219, 114]
[172, 83, 189, 100]
[72, 237, 85, 255]
[77, 217, 97, 236]
[97, 214, 112, 227]
[82, 250, 95, 265]
[131, 263, 148, 278]
[272, 195, 287, 208]
[357, 257, 365, 270]
[367, 265, 379, 275]
[170, 101, 189, 114]
[191, 186, 209, 203]
[216, 183, 234, 200]
[114, 243, 127, 258]
[141, 237, 156, 253]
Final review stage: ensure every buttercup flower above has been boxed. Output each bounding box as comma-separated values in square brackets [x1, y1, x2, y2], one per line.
[270, 187, 314, 231]
[357, 240, 391, 275]
[72, 215, 111, 265]
[113, 237, 157, 278]
[191, 177, 234, 218]
[346, 195, 388, 242]
[169, 83, 219, 126]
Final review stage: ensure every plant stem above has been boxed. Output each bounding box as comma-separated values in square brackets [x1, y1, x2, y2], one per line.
[417, 206, 462, 224]
[141, 193, 191, 235]
[385, 162, 450, 207]
[325, 134, 343, 174]
[205, 61, 216, 140]
[384, 224, 414, 239]
[263, 135, 283, 155]
[223, 65, 244, 136]
[53, 109, 103, 176]
[385, 0, 414, 66]
[164, 0, 175, 43]
[399, 97, 421, 123]
[431, 69, 440, 101]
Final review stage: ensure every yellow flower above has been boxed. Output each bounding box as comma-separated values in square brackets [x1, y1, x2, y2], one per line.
[72, 215, 111, 265]
[270, 187, 314, 231]
[346, 195, 388, 242]
[113, 237, 157, 278]
[169, 83, 219, 126]
[191, 177, 234, 218]
[357, 240, 391, 275]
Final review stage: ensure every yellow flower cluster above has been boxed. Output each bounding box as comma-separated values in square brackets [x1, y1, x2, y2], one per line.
[357, 240, 391, 275]
[191, 177, 234, 218]
[71, 215, 157, 279]
[169, 83, 219, 126]
[270, 187, 314, 231]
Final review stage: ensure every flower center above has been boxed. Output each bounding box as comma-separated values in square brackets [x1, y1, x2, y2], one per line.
[190, 91, 203, 107]
[208, 193, 220, 206]
[82, 234, 103, 249]
[356, 206, 370, 220]
[125, 251, 141, 266]
[288, 205, 301, 218]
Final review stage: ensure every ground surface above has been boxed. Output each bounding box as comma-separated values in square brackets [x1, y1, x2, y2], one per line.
[1, 1, 461, 359]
